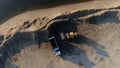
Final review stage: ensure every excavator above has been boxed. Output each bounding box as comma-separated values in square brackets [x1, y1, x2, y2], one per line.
[60, 31, 78, 40]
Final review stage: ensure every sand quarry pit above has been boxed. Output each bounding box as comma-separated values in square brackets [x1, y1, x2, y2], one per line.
[0, 0, 120, 68]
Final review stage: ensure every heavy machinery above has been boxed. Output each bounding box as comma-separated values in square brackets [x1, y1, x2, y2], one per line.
[60, 31, 78, 40]
[49, 36, 61, 56]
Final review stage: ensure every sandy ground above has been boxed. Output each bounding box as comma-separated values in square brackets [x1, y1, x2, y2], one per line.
[0, 0, 120, 68]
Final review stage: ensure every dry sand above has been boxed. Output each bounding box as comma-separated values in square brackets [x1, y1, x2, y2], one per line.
[0, 0, 120, 68]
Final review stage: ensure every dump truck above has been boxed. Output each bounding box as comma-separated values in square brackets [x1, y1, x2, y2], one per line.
[49, 36, 61, 56]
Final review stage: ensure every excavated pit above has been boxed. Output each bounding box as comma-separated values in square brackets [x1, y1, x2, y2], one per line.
[48, 19, 78, 55]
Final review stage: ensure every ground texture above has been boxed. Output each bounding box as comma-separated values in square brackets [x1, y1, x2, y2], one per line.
[0, 0, 120, 68]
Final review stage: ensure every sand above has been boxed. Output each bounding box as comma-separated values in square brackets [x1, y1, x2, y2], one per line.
[0, 0, 120, 68]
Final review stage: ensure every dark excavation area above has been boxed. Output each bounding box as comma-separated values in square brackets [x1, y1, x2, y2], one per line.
[48, 19, 78, 54]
